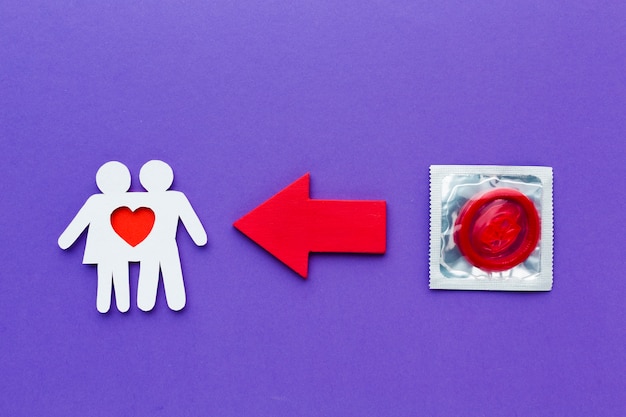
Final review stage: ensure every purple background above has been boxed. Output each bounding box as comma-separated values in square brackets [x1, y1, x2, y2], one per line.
[1, 1, 624, 416]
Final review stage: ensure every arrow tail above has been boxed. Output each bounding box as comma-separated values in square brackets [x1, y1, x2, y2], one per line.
[308, 200, 386, 254]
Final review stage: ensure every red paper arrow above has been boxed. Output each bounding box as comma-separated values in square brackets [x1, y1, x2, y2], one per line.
[234, 173, 386, 278]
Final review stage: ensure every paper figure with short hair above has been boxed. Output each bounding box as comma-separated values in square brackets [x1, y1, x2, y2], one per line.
[131, 160, 207, 312]
[58, 160, 207, 313]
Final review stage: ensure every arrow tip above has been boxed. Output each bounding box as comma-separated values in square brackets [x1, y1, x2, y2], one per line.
[234, 173, 311, 278]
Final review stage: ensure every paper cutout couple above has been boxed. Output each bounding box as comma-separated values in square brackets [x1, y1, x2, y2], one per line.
[58, 160, 207, 313]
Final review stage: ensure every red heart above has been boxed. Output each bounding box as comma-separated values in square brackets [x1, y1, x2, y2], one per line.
[110, 207, 155, 247]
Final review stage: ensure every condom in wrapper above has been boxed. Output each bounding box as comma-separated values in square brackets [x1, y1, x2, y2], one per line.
[429, 165, 553, 291]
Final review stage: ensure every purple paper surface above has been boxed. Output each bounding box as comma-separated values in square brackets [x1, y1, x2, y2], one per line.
[1, 1, 624, 416]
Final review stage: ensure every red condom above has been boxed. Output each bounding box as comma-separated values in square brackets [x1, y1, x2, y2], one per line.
[454, 188, 540, 272]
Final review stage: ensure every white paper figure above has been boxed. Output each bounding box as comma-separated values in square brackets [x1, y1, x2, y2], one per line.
[59, 160, 207, 313]
[130, 160, 207, 311]
[58, 161, 133, 313]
